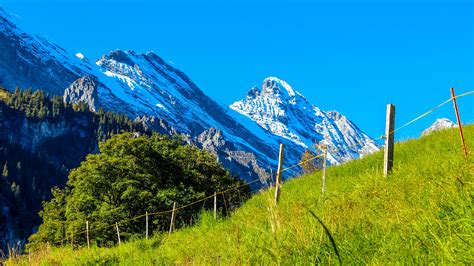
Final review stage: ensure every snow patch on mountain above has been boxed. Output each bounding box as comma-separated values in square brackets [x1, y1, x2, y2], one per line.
[422, 118, 457, 136]
[75, 53, 85, 60]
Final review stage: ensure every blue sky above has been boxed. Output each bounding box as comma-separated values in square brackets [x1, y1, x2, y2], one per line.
[1, 0, 473, 141]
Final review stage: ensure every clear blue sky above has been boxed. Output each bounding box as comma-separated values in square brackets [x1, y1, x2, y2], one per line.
[1, 0, 473, 141]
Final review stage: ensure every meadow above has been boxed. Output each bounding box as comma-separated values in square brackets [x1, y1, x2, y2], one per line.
[9, 125, 474, 265]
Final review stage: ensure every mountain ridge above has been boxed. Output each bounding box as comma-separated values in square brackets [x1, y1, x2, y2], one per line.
[0, 8, 378, 182]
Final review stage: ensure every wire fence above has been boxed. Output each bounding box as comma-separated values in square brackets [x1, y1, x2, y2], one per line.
[374, 90, 474, 141]
[44, 89, 473, 248]
[45, 152, 326, 247]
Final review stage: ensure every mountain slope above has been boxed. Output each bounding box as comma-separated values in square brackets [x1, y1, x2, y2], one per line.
[0, 8, 87, 95]
[16, 125, 473, 264]
[0, 9, 273, 184]
[0, 7, 378, 185]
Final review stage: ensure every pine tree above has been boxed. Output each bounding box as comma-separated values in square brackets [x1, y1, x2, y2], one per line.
[11, 181, 20, 198]
[2, 162, 8, 178]
[13, 87, 21, 109]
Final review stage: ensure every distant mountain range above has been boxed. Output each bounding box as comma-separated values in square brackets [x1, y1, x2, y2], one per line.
[0, 8, 379, 186]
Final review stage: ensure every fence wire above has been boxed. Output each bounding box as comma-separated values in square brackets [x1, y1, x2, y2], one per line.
[375, 90, 474, 141]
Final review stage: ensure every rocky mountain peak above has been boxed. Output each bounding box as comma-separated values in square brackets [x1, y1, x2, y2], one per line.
[257, 77, 310, 107]
[422, 118, 457, 136]
[230, 77, 379, 165]
[97, 49, 136, 67]
[63, 76, 99, 112]
[261, 77, 296, 100]
[326, 110, 344, 121]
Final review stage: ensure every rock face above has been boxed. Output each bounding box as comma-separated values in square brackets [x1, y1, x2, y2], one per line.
[197, 128, 226, 154]
[0, 101, 97, 252]
[422, 118, 457, 136]
[63, 76, 99, 112]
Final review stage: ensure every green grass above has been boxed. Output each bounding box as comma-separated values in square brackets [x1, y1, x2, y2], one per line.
[9, 125, 474, 265]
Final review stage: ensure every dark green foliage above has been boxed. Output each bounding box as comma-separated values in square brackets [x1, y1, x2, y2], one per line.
[0, 87, 142, 142]
[0, 87, 148, 252]
[0, 140, 63, 246]
[2, 162, 8, 177]
[28, 133, 250, 248]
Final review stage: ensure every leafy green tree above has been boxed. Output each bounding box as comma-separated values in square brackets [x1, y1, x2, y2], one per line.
[28, 133, 250, 248]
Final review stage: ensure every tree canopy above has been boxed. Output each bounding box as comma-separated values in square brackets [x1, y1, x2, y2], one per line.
[28, 133, 250, 248]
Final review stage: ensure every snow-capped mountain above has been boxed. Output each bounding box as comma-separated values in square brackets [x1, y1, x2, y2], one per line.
[0, 7, 378, 184]
[0, 8, 272, 185]
[422, 118, 457, 136]
[0, 8, 89, 95]
[230, 77, 379, 165]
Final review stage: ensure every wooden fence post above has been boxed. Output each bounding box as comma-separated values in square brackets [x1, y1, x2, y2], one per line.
[274, 144, 285, 204]
[451, 88, 468, 158]
[384, 104, 395, 177]
[86, 221, 90, 249]
[169, 202, 177, 234]
[145, 211, 149, 240]
[321, 147, 328, 196]
[213, 192, 217, 219]
[115, 222, 121, 245]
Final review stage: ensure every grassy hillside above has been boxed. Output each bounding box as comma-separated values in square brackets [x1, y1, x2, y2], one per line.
[9, 125, 474, 264]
